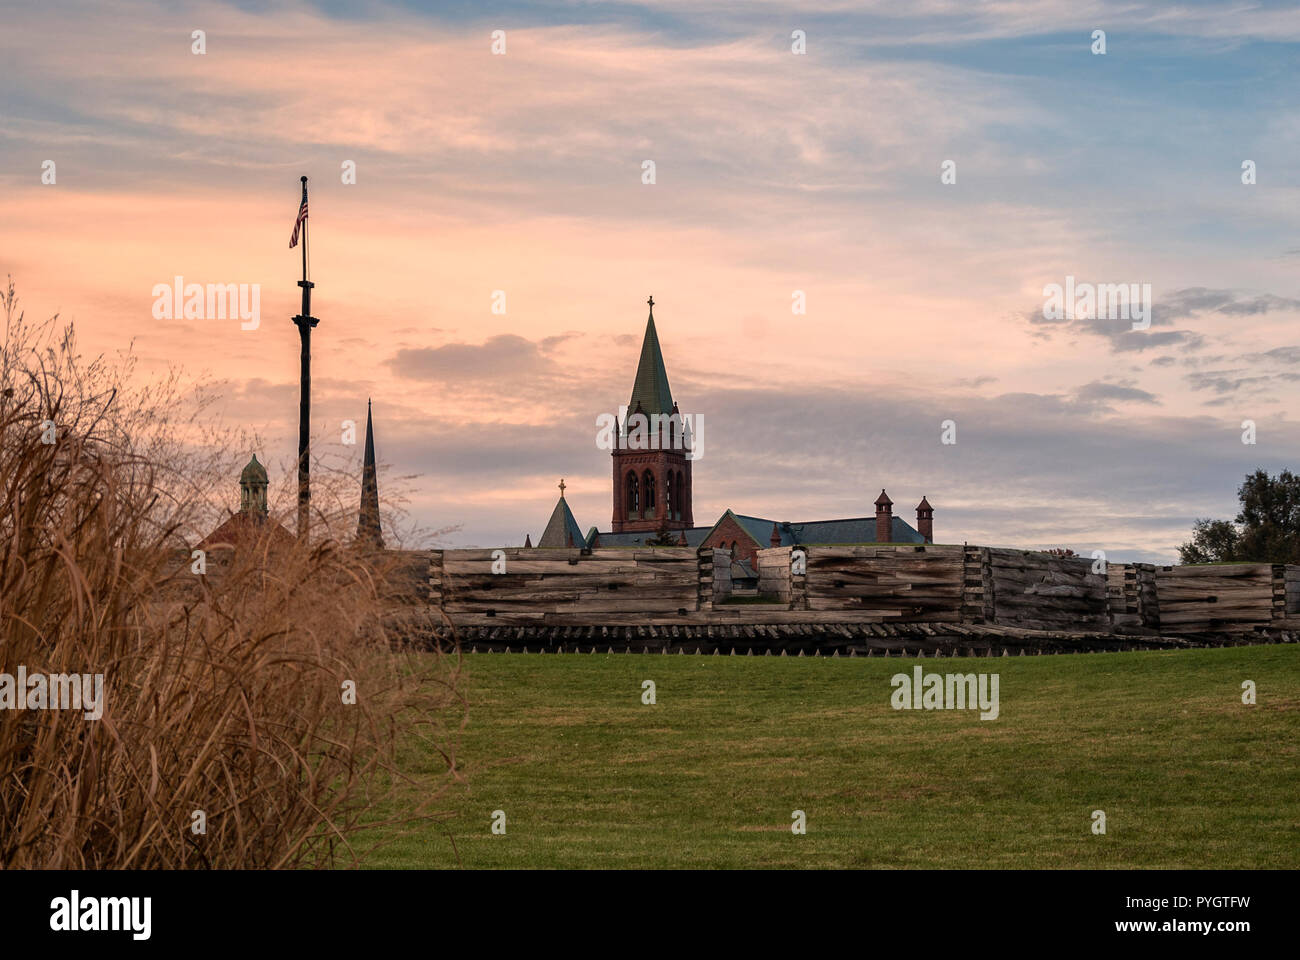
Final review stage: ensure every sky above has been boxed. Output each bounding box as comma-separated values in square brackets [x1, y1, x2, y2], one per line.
[3, 0, 1299, 561]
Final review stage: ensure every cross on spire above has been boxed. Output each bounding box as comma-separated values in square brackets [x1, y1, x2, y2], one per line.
[558, 478, 566, 496]
[647, 295, 654, 314]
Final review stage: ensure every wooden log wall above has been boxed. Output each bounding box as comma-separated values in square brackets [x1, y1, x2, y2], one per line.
[800, 545, 965, 623]
[1153, 563, 1275, 633]
[755, 547, 792, 603]
[702, 547, 730, 606]
[986, 548, 1110, 632]
[435, 547, 700, 625]
[960, 545, 992, 624]
[1285, 566, 1300, 626]
[1105, 562, 1159, 633]
[419, 545, 1300, 636]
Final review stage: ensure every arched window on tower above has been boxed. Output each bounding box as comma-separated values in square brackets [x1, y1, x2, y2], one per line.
[675, 470, 684, 516]
[665, 471, 675, 520]
[643, 470, 656, 518]
[626, 472, 639, 518]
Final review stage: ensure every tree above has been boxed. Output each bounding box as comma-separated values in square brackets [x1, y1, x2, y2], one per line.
[1178, 469, 1300, 564]
[1178, 518, 1242, 564]
[646, 517, 679, 547]
[1234, 468, 1300, 563]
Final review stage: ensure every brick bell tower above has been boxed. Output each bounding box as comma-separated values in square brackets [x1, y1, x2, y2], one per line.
[611, 297, 694, 533]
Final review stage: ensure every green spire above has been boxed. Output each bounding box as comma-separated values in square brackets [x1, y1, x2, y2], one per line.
[626, 296, 674, 418]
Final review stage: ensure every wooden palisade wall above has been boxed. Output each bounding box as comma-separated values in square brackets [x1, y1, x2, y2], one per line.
[431, 547, 700, 625]
[424, 545, 1299, 634]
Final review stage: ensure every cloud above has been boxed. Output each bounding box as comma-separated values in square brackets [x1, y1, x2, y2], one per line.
[386, 335, 556, 381]
[1244, 345, 1300, 365]
[1185, 369, 1272, 395]
[1026, 286, 1300, 355]
[1073, 380, 1159, 407]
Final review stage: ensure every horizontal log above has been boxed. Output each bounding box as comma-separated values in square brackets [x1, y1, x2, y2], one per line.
[444, 573, 701, 592]
[1156, 564, 1272, 578]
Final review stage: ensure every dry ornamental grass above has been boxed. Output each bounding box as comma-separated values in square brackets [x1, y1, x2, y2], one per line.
[0, 280, 461, 868]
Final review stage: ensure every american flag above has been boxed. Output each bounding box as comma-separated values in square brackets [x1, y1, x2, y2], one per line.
[289, 181, 308, 248]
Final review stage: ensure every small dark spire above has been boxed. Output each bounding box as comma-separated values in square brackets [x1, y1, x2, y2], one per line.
[356, 398, 383, 548]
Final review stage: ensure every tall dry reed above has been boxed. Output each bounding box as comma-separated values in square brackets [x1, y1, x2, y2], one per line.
[0, 280, 460, 868]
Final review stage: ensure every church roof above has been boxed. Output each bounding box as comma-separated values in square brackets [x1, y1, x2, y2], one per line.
[626, 303, 675, 419]
[198, 511, 294, 551]
[537, 492, 587, 548]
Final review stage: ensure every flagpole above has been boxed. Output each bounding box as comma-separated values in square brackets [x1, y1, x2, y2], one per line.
[292, 175, 318, 541]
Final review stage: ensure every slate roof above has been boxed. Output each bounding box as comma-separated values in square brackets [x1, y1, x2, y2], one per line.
[585, 510, 926, 552]
[712, 511, 926, 548]
[588, 526, 712, 548]
[537, 494, 587, 548]
[784, 516, 925, 545]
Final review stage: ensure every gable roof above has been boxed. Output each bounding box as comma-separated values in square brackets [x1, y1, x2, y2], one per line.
[198, 511, 295, 551]
[698, 510, 775, 548]
[537, 494, 587, 548]
[627, 309, 675, 419]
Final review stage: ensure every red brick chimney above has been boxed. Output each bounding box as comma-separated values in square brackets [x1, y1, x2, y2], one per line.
[874, 489, 893, 543]
[915, 496, 933, 544]
[770, 522, 781, 547]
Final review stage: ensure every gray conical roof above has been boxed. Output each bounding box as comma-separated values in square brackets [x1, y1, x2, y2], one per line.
[626, 305, 674, 419]
[538, 492, 585, 548]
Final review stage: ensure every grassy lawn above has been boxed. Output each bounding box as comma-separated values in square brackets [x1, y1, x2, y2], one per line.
[360, 645, 1299, 869]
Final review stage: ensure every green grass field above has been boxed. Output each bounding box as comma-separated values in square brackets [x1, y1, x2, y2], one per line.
[360, 645, 1299, 869]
